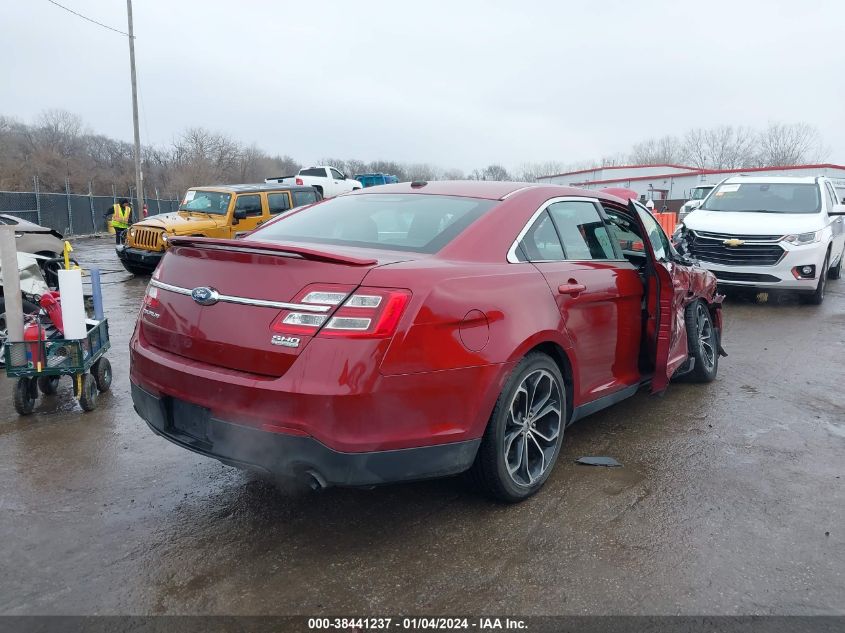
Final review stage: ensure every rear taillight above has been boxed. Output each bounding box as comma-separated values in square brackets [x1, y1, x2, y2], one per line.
[295, 177, 304, 185]
[270, 285, 411, 339]
[321, 289, 410, 338]
[143, 284, 159, 309]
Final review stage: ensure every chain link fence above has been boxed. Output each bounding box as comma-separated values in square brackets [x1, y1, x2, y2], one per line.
[0, 179, 181, 236]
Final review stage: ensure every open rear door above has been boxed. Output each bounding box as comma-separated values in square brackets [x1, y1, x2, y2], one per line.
[626, 201, 689, 393]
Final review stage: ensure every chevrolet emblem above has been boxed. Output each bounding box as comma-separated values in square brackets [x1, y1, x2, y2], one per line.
[723, 238, 745, 247]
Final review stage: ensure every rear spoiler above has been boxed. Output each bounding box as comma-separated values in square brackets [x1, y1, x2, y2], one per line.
[168, 236, 378, 266]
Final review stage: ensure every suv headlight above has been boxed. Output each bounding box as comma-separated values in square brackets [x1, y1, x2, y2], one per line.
[129, 228, 135, 237]
[161, 233, 169, 244]
[783, 231, 821, 245]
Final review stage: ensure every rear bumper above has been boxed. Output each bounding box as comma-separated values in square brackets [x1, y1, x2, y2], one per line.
[132, 382, 480, 486]
[116, 245, 163, 271]
[130, 326, 508, 453]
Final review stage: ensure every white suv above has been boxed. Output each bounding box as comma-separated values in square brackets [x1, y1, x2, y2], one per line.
[675, 176, 845, 304]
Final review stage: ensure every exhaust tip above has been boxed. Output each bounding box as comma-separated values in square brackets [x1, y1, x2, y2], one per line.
[305, 469, 328, 491]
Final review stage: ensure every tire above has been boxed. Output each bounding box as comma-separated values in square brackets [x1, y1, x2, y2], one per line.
[119, 260, 154, 276]
[828, 253, 842, 280]
[683, 300, 718, 383]
[37, 375, 60, 395]
[14, 377, 36, 415]
[468, 352, 566, 503]
[92, 357, 112, 392]
[78, 374, 98, 412]
[800, 252, 829, 305]
[313, 186, 324, 198]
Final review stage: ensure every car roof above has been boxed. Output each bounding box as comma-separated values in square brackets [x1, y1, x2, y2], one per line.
[0, 213, 47, 231]
[193, 183, 317, 193]
[349, 180, 620, 202]
[722, 175, 820, 185]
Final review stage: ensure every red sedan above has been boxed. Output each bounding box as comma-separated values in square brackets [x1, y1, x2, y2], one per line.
[130, 181, 724, 502]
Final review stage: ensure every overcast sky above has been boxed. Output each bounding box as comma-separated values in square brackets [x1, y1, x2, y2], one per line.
[2, 0, 844, 171]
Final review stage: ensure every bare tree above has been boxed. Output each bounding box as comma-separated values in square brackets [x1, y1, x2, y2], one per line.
[756, 122, 827, 166]
[513, 161, 568, 182]
[441, 168, 465, 180]
[629, 135, 684, 165]
[682, 125, 757, 169]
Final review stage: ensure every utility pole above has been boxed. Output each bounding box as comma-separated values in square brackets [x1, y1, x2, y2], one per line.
[126, 0, 143, 223]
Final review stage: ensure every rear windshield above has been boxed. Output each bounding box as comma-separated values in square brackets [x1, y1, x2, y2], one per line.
[179, 190, 232, 215]
[300, 168, 326, 177]
[701, 182, 821, 214]
[250, 193, 495, 253]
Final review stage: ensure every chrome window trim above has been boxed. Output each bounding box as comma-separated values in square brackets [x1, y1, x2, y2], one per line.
[499, 185, 541, 200]
[149, 279, 331, 313]
[506, 196, 606, 263]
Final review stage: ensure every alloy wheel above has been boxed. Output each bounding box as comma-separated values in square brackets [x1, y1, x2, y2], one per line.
[697, 303, 715, 372]
[503, 369, 563, 487]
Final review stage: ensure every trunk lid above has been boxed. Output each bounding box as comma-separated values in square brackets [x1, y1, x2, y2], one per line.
[140, 237, 407, 376]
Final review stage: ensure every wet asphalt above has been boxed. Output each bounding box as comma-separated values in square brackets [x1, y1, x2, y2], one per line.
[1, 236, 843, 616]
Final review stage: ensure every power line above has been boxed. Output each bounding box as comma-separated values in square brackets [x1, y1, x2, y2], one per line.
[45, 0, 131, 37]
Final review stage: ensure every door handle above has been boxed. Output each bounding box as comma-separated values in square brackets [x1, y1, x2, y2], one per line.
[558, 280, 586, 296]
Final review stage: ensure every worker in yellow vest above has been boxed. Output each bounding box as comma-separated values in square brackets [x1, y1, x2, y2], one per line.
[107, 198, 132, 244]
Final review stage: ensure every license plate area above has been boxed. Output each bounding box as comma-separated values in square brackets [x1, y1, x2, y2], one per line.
[168, 398, 211, 445]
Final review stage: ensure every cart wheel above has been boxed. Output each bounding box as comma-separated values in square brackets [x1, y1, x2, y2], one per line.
[37, 375, 60, 395]
[78, 374, 98, 412]
[14, 378, 36, 415]
[92, 357, 112, 392]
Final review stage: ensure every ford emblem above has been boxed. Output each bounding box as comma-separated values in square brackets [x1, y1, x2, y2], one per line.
[191, 286, 219, 306]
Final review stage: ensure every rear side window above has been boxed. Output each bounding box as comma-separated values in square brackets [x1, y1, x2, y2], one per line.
[268, 193, 291, 214]
[292, 190, 318, 207]
[300, 168, 326, 177]
[547, 201, 615, 260]
[235, 194, 263, 216]
[251, 193, 495, 253]
[515, 212, 564, 261]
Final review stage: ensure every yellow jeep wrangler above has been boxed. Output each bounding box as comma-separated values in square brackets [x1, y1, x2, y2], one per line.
[116, 184, 321, 275]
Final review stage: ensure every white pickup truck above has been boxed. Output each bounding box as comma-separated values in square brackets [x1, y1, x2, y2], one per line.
[265, 166, 362, 199]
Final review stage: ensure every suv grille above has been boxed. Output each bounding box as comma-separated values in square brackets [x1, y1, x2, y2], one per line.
[692, 230, 784, 241]
[131, 227, 164, 251]
[688, 231, 785, 266]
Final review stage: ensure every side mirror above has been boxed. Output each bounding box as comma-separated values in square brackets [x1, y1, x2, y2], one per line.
[233, 208, 247, 220]
[830, 205, 845, 216]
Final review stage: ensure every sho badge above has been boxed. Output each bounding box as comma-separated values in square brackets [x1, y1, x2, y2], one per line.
[191, 286, 219, 306]
[271, 334, 300, 348]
